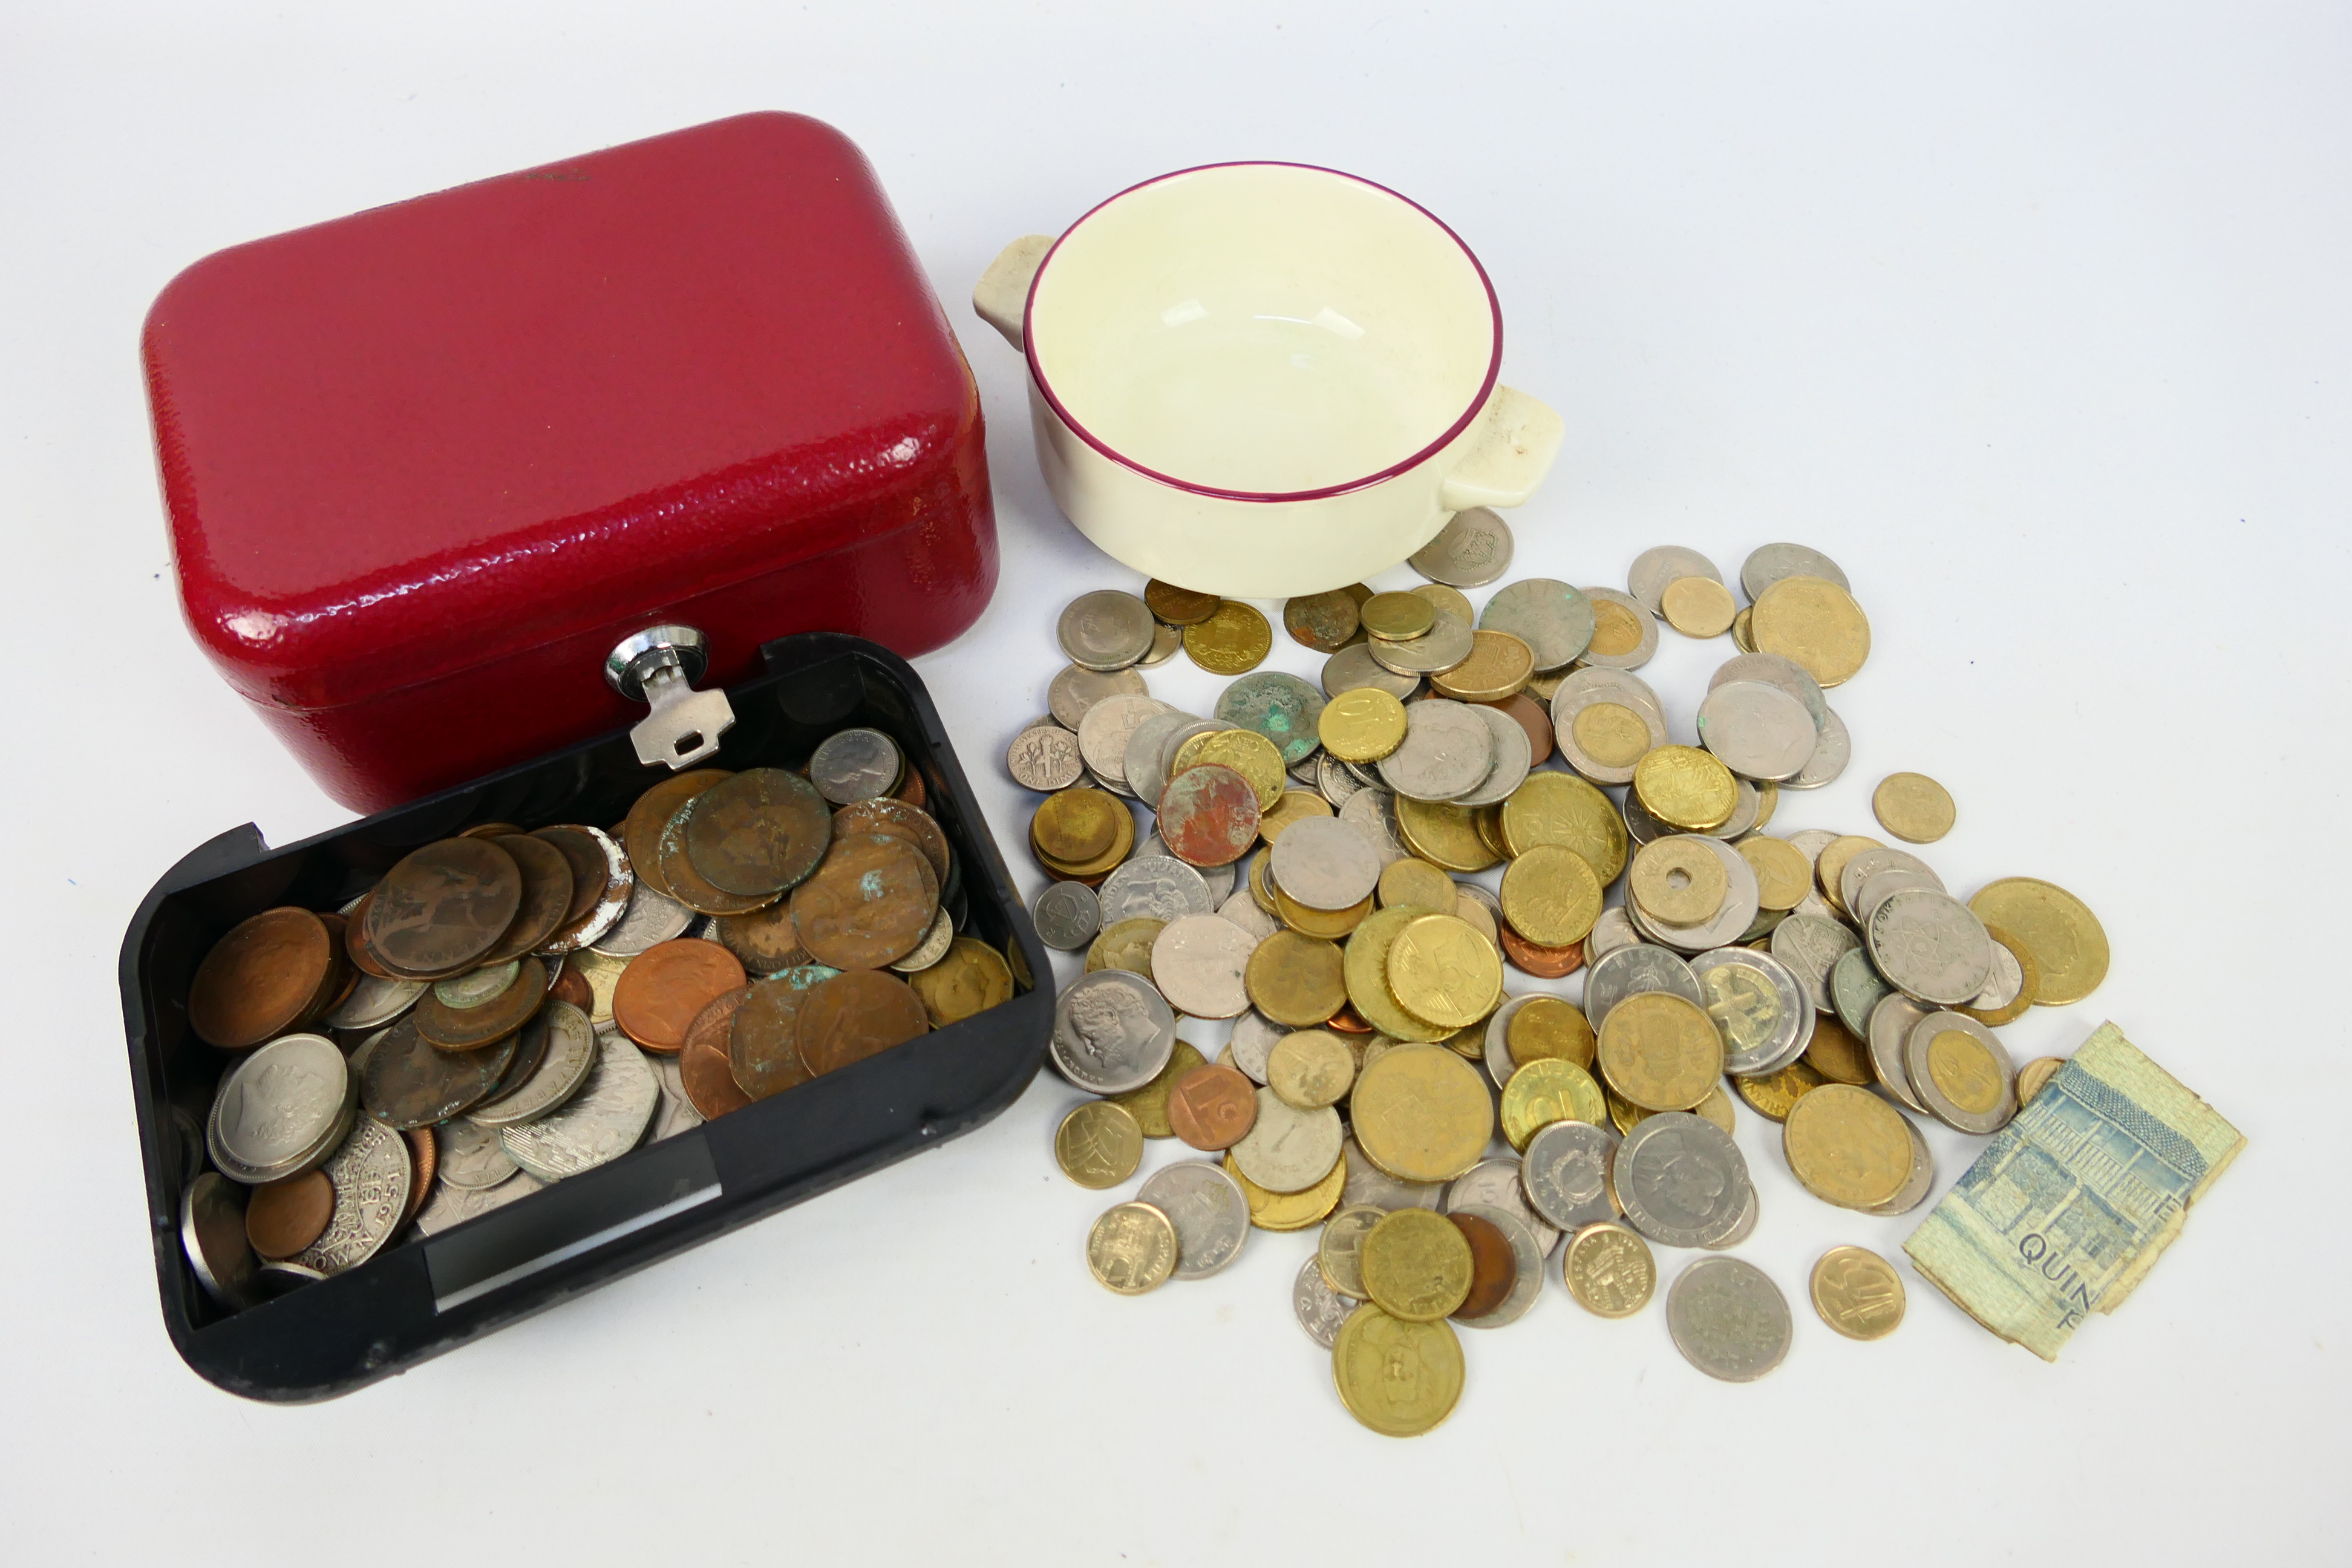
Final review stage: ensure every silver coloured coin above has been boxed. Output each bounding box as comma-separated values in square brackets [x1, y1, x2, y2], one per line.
[1057, 588, 1157, 670]
[1867, 992, 1934, 1113]
[1866, 889, 1993, 1006]
[1317, 751, 1365, 808]
[1408, 505, 1515, 586]
[1454, 881, 1503, 927]
[1782, 707, 1851, 789]
[1695, 680, 1817, 782]
[1521, 1120, 1621, 1233]
[1143, 832, 1234, 903]
[1967, 936, 2027, 1012]
[1137, 1161, 1250, 1279]
[1047, 664, 1148, 730]
[1100, 855, 1214, 924]
[1316, 1204, 1383, 1297]
[1033, 881, 1103, 951]
[1551, 676, 1669, 786]
[1550, 664, 1668, 718]
[1575, 586, 1659, 670]
[1321, 641, 1422, 701]
[1150, 915, 1256, 1019]
[1782, 828, 1840, 869]
[1741, 542, 1851, 601]
[1453, 1203, 1545, 1328]
[1708, 652, 1830, 734]
[1051, 971, 1177, 1093]
[1229, 1087, 1343, 1193]
[466, 1002, 599, 1126]
[809, 727, 903, 804]
[1838, 845, 1945, 915]
[500, 1031, 659, 1182]
[1700, 778, 1763, 841]
[537, 825, 633, 954]
[1621, 785, 1669, 847]
[1479, 579, 1595, 670]
[1667, 1256, 1792, 1381]
[1122, 711, 1198, 810]
[1482, 993, 1540, 1091]
[293, 1117, 413, 1275]
[1229, 1011, 1287, 1084]
[1217, 887, 1281, 943]
[1451, 701, 1533, 808]
[1341, 756, 1386, 788]
[436, 1118, 520, 1190]
[1769, 913, 1862, 1014]
[1365, 607, 1477, 676]
[1338, 786, 1411, 867]
[208, 1034, 353, 1183]
[1630, 837, 1761, 954]
[1855, 867, 1943, 928]
[180, 1172, 256, 1307]
[1832, 946, 1895, 1040]
[1269, 816, 1382, 912]
[1294, 1255, 1357, 1348]
[1152, 716, 1227, 787]
[1583, 942, 1705, 1034]
[646, 1051, 704, 1143]
[591, 883, 695, 956]
[889, 908, 956, 973]
[1617, 1112, 1751, 1249]
[250, 1261, 327, 1299]
[1341, 1135, 1446, 1212]
[1289, 751, 1322, 786]
[323, 972, 426, 1031]
[1376, 699, 1495, 802]
[1699, 1185, 1760, 1252]
[1689, 947, 1813, 1076]
[1007, 722, 1085, 792]
[1627, 545, 1723, 615]
[412, 1169, 546, 1236]
[1904, 1010, 2019, 1135]
[1446, 1157, 1560, 1256]
[1217, 671, 1327, 766]
[1076, 692, 1174, 787]
[1869, 1114, 1938, 1217]
[1585, 906, 1639, 962]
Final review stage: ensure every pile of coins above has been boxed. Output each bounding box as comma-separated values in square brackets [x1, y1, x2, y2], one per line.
[1016, 512, 2108, 1431]
[175, 726, 1021, 1310]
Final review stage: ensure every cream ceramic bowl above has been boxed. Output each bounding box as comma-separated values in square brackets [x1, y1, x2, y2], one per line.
[974, 163, 1562, 598]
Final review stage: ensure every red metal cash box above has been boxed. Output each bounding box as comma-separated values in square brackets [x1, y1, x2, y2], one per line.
[145, 112, 996, 812]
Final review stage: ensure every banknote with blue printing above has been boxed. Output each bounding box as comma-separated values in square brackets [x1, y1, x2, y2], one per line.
[1905, 1021, 2243, 1361]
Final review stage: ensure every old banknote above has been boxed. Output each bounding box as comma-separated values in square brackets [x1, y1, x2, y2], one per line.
[1905, 1021, 2243, 1361]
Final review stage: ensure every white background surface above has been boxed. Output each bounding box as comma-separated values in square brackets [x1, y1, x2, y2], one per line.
[2, 4, 2344, 1563]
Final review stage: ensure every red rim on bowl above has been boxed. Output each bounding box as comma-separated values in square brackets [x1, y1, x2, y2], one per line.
[1021, 162, 1504, 505]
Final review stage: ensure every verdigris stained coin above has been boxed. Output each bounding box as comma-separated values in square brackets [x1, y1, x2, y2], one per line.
[1218, 671, 1328, 766]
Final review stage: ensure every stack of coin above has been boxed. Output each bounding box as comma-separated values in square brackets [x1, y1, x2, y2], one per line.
[175, 727, 1019, 1313]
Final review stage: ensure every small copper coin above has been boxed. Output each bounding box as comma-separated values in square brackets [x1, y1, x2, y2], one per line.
[1499, 925, 1585, 979]
[685, 767, 835, 897]
[361, 1016, 517, 1129]
[832, 797, 953, 883]
[342, 892, 400, 981]
[729, 969, 829, 1099]
[622, 768, 731, 901]
[894, 768, 929, 809]
[245, 1171, 335, 1259]
[189, 907, 334, 1048]
[475, 835, 575, 962]
[547, 957, 595, 1013]
[658, 797, 778, 916]
[612, 938, 749, 1052]
[795, 970, 931, 1077]
[789, 833, 939, 970]
[400, 1127, 437, 1227]
[415, 955, 550, 1051]
[1166, 1063, 1259, 1151]
[365, 838, 524, 976]
[305, 915, 357, 1021]
[1156, 763, 1263, 867]
[1284, 589, 1363, 652]
[683, 1014, 757, 1120]
[1448, 1210, 1518, 1319]
[714, 903, 812, 975]
[1480, 693, 1554, 767]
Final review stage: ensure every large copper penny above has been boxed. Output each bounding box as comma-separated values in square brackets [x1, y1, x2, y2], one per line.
[188, 907, 334, 1049]
[245, 1170, 335, 1259]
[532, 825, 634, 953]
[612, 938, 748, 1052]
[547, 956, 595, 1014]
[682, 990, 756, 1119]
[623, 768, 731, 901]
[727, 969, 832, 1099]
[477, 834, 574, 962]
[1448, 1211, 1518, 1318]
[789, 833, 939, 970]
[1500, 924, 1584, 979]
[360, 1016, 517, 1129]
[415, 955, 550, 1050]
[308, 915, 358, 1021]
[365, 838, 524, 976]
[341, 891, 400, 981]
[685, 767, 835, 897]
[796, 970, 930, 1077]
[1156, 764, 1263, 867]
[658, 797, 780, 916]
[714, 903, 811, 975]
[400, 1127, 437, 1227]
[831, 797, 953, 882]
[1166, 1063, 1259, 1151]
[531, 825, 609, 932]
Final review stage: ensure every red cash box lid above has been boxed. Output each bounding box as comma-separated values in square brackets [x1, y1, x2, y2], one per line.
[146, 111, 990, 727]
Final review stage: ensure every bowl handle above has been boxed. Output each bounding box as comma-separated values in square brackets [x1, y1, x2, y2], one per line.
[972, 235, 1056, 351]
[1439, 386, 1564, 511]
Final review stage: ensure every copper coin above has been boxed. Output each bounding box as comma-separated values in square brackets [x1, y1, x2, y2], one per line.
[832, 797, 953, 883]
[459, 822, 526, 839]
[244, 1170, 335, 1259]
[1480, 693, 1554, 767]
[789, 833, 939, 970]
[893, 768, 929, 809]
[342, 891, 399, 981]
[1166, 1063, 1259, 1151]
[482, 994, 554, 1096]
[1284, 589, 1362, 652]
[415, 955, 550, 1050]
[682, 993, 756, 1120]
[1500, 924, 1585, 979]
[658, 797, 777, 916]
[728, 970, 827, 1099]
[1448, 1211, 1518, 1319]
[364, 838, 524, 976]
[478, 835, 575, 962]
[547, 956, 594, 1013]
[309, 916, 359, 1021]
[714, 903, 812, 975]
[623, 768, 731, 901]
[1325, 1004, 1373, 1035]
[540, 825, 636, 953]
[685, 767, 835, 898]
[360, 1016, 517, 1129]
[795, 970, 930, 1077]
[527, 825, 606, 932]
[188, 907, 334, 1049]
[400, 1127, 437, 1227]
[612, 938, 748, 1052]
[1156, 763, 1263, 867]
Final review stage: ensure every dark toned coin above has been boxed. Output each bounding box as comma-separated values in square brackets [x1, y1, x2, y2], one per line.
[342, 892, 399, 981]
[547, 956, 595, 1014]
[685, 767, 835, 897]
[1480, 693, 1555, 768]
[728, 970, 831, 1099]
[365, 838, 524, 976]
[612, 938, 748, 1052]
[622, 768, 731, 901]
[832, 797, 953, 883]
[415, 955, 550, 1051]
[245, 1170, 335, 1259]
[538, 825, 636, 953]
[796, 970, 930, 1076]
[481, 990, 553, 1096]
[479, 835, 575, 962]
[1284, 589, 1362, 653]
[789, 833, 939, 970]
[906, 938, 1015, 1028]
[360, 1016, 517, 1129]
[188, 907, 333, 1049]
[400, 1127, 437, 1227]
[459, 822, 526, 840]
[1499, 924, 1585, 979]
[1156, 764, 1263, 867]
[713, 903, 811, 976]
[1145, 579, 1222, 626]
[683, 989, 756, 1120]
[305, 913, 359, 1025]
[532, 825, 610, 931]
[1448, 1211, 1518, 1319]
[893, 768, 929, 809]
[1167, 1063, 1259, 1151]
[658, 795, 781, 915]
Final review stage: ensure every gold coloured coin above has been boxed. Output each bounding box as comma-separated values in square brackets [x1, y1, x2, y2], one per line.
[1224, 1149, 1346, 1230]
[1145, 579, 1221, 626]
[1268, 1029, 1356, 1109]
[907, 936, 1014, 1027]
[1256, 789, 1333, 845]
[1499, 773, 1627, 881]
[1386, 915, 1504, 1030]
[1085, 1201, 1177, 1294]
[1506, 995, 1596, 1071]
[1378, 857, 1457, 911]
[1394, 796, 1501, 873]
[1055, 1101, 1143, 1189]
[1031, 787, 1124, 864]
[1318, 687, 1410, 762]
[1967, 877, 2109, 1005]
[1272, 884, 1373, 941]
[1751, 574, 1871, 687]
[1181, 728, 1286, 811]
[1731, 605, 1756, 652]
[1810, 1244, 1907, 1340]
[1246, 930, 1348, 1027]
[1751, 780, 1779, 832]
[1782, 1083, 1915, 1210]
[1109, 1040, 1205, 1137]
[1429, 630, 1535, 702]
[1926, 1026, 2008, 1117]
[1632, 746, 1737, 832]
[1350, 1043, 1493, 1181]
[1182, 600, 1273, 674]
[1960, 926, 2040, 1027]
[1814, 834, 1883, 916]
[1498, 844, 1602, 947]
[1342, 907, 1452, 1044]
[1358, 1208, 1474, 1321]
[1659, 575, 1737, 638]
[1409, 582, 1474, 624]
[1596, 991, 1723, 1111]
[1564, 1221, 1656, 1318]
[1586, 597, 1647, 660]
[1085, 917, 1164, 979]
[1570, 702, 1652, 770]
[1499, 1058, 1607, 1150]
[2014, 1054, 2065, 1105]
[1737, 835, 1814, 912]
[1630, 838, 1728, 926]
[1733, 1058, 1825, 1122]
[1331, 1305, 1465, 1437]
[1691, 1082, 1737, 1136]
[1359, 591, 1437, 642]
[1802, 1014, 1875, 1086]
[1872, 772, 1956, 843]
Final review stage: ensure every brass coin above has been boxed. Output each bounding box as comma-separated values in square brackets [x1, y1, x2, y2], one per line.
[1156, 763, 1263, 867]
[414, 954, 549, 1051]
[1659, 575, 1737, 638]
[832, 797, 954, 882]
[1814, 834, 1884, 916]
[1500, 1058, 1607, 1150]
[1596, 991, 1723, 1111]
[1177, 728, 1285, 812]
[1056, 1101, 1145, 1189]
[1341, 907, 1452, 1044]
[658, 797, 779, 916]
[1564, 1221, 1656, 1318]
[1359, 1207, 1474, 1321]
[1810, 1245, 1906, 1340]
[1960, 925, 2040, 1027]
[1498, 771, 1626, 881]
[1872, 772, 1956, 843]
[1733, 1057, 1825, 1122]
[1428, 630, 1535, 702]
[1570, 702, 1653, 771]
[1377, 858, 1456, 911]
[1319, 687, 1410, 763]
[1360, 591, 1437, 642]
[1731, 605, 1756, 652]
[685, 767, 834, 898]
[1738, 835, 1814, 912]
[1586, 596, 1648, 660]
[789, 832, 940, 970]
[189, 907, 335, 1049]
[1447, 1210, 1518, 1318]
[1498, 844, 1602, 948]
[1630, 838, 1728, 926]
[1387, 914, 1504, 1030]
[1086, 1201, 1178, 1294]
[1109, 1040, 1205, 1137]
[1408, 583, 1474, 624]
[1257, 789, 1333, 846]
[1507, 995, 1596, 1070]
[795, 969, 930, 1076]
[1246, 930, 1348, 1027]
[1394, 796, 1500, 873]
[365, 839, 524, 977]
[1183, 600, 1274, 675]
[1270, 885, 1371, 944]
[1331, 1305, 1465, 1437]
[1967, 877, 2108, 1005]
[1783, 1083, 1915, 1209]
[1267, 1030, 1356, 1110]
[2014, 1054, 2065, 1105]
[1284, 588, 1362, 651]
[680, 988, 754, 1118]
[1632, 746, 1738, 832]
[1085, 918, 1164, 980]
[907, 936, 1014, 1027]
[714, 903, 812, 975]
[1145, 578, 1221, 626]
[478, 835, 576, 962]
[1032, 786, 1127, 864]
[1802, 1013, 1875, 1086]
[1224, 1148, 1346, 1230]
[1751, 574, 1871, 687]
[614, 939, 748, 1053]
[1350, 1044, 1492, 1182]
[623, 768, 731, 901]
[728, 968, 830, 1099]
[1168, 1063, 1261, 1151]
[245, 1171, 335, 1260]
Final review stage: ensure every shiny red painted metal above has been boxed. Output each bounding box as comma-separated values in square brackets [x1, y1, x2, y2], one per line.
[145, 113, 996, 812]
